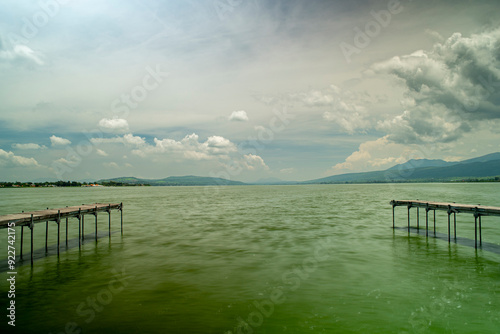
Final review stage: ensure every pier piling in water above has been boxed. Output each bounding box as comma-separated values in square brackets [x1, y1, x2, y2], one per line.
[94, 205, 98, 242]
[391, 200, 500, 249]
[30, 214, 34, 266]
[0, 203, 123, 266]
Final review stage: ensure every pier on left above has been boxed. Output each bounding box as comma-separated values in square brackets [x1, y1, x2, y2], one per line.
[1, 203, 123, 266]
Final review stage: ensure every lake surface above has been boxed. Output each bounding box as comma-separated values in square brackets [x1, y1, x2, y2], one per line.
[1, 184, 500, 333]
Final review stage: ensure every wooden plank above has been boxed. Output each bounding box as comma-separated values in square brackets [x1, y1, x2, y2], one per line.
[0, 203, 122, 228]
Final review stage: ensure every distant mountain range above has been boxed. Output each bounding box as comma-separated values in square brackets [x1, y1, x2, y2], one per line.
[303, 152, 500, 184]
[97, 152, 500, 186]
[250, 177, 297, 185]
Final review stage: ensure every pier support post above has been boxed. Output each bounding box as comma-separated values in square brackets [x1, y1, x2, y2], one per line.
[57, 210, 61, 256]
[474, 214, 478, 249]
[433, 210, 436, 235]
[94, 206, 98, 242]
[392, 203, 395, 228]
[479, 215, 482, 246]
[447, 206, 451, 243]
[425, 206, 429, 238]
[30, 214, 34, 267]
[108, 204, 111, 238]
[45, 220, 48, 253]
[474, 207, 479, 249]
[454, 212, 456, 240]
[20, 225, 24, 260]
[66, 217, 68, 246]
[407, 204, 411, 233]
[78, 209, 81, 249]
[82, 214, 85, 241]
[417, 207, 419, 230]
[120, 202, 123, 235]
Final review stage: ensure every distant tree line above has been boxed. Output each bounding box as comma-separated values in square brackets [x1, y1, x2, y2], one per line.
[0, 181, 150, 188]
[0, 181, 85, 188]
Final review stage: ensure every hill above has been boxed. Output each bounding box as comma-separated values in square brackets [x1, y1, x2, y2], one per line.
[250, 177, 297, 185]
[98, 152, 500, 186]
[305, 152, 500, 184]
[385, 158, 456, 171]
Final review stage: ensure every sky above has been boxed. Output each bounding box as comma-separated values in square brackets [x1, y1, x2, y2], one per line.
[1, 0, 500, 182]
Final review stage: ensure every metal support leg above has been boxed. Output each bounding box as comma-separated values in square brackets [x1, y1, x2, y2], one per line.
[108, 204, 111, 238]
[57, 222, 60, 255]
[20, 225, 24, 260]
[78, 210, 81, 249]
[95, 206, 98, 242]
[433, 210, 436, 235]
[417, 207, 419, 229]
[425, 209, 429, 237]
[66, 217, 68, 246]
[120, 202, 123, 235]
[479, 215, 482, 246]
[474, 215, 478, 249]
[57, 210, 61, 256]
[448, 211, 451, 243]
[30, 215, 34, 267]
[407, 206, 410, 233]
[392, 205, 395, 228]
[453, 213, 456, 240]
[45, 221, 48, 252]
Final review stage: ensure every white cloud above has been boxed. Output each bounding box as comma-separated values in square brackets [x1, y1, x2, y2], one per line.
[0, 43, 44, 65]
[293, 89, 335, 107]
[12, 143, 46, 150]
[50, 135, 71, 146]
[144, 133, 237, 160]
[280, 168, 295, 174]
[204, 135, 237, 155]
[98, 118, 129, 133]
[242, 154, 269, 170]
[229, 110, 249, 122]
[54, 156, 80, 168]
[108, 131, 268, 174]
[291, 85, 376, 134]
[96, 149, 108, 156]
[425, 29, 444, 42]
[131, 149, 146, 158]
[123, 133, 146, 146]
[103, 162, 119, 169]
[372, 28, 500, 144]
[90, 133, 145, 146]
[0, 149, 39, 167]
[55, 157, 71, 164]
[323, 111, 370, 135]
[328, 136, 412, 174]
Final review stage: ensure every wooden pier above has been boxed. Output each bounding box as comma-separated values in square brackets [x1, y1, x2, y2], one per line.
[0, 203, 123, 266]
[391, 200, 500, 249]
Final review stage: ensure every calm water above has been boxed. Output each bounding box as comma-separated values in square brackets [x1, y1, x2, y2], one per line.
[1, 184, 500, 333]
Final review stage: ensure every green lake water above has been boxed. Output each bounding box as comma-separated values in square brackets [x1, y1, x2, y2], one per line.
[1, 183, 500, 333]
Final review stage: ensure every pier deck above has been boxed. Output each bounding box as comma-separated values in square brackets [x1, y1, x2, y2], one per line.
[1, 203, 123, 266]
[0, 203, 122, 228]
[391, 200, 500, 248]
